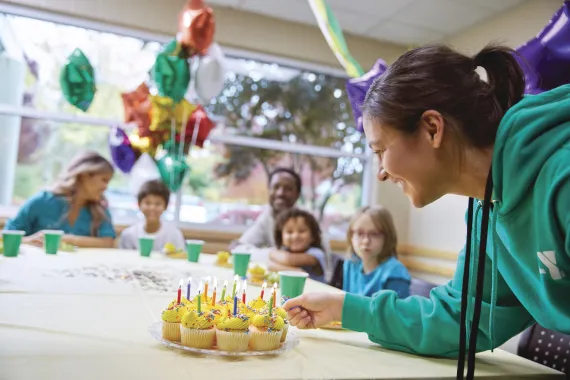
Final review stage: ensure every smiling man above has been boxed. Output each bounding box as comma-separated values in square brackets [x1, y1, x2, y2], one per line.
[232, 168, 302, 263]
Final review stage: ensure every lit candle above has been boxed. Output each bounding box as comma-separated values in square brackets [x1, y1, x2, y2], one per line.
[242, 279, 247, 304]
[186, 277, 191, 300]
[233, 294, 238, 315]
[212, 278, 217, 306]
[272, 282, 277, 307]
[204, 277, 209, 300]
[232, 274, 239, 298]
[220, 280, 227, 301]
[177, 279, 183, 304]
[268, 294, 273, 315]
[197, 280, 203, 303]
[197, 290, 202, 314]
[260, 282, 267, 300]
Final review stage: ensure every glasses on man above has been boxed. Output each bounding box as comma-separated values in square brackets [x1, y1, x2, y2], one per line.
[351, 230, 383, 241]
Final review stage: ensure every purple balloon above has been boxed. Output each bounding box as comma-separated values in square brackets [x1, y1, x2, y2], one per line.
[346, 58, 388, 132]
[108, 126, 136, 174]
[515, 1, 570, 94]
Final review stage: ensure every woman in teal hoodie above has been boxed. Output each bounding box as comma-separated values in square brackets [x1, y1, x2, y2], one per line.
[284, 44, 570, 379]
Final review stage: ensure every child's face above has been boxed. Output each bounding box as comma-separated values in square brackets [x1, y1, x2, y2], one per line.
[282, 217, 313, 253]
[350, 214, 384, 261]
[139, 195, 167, 223]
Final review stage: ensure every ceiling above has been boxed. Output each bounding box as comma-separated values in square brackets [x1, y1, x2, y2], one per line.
[207, 0, 525, 46]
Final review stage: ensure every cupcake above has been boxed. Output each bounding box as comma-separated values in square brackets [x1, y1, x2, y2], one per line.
[161, 304, 187, 341]
[167, 296, 191, 309]
[216, 313, 251, 352]
[216, 251, 231, 266]
[249, 312, 285, 351]
[248, 297, 267, 312]
[248, 264, 266, 283]
[274, 307, 289, 343]
[180, 310, 216, 349]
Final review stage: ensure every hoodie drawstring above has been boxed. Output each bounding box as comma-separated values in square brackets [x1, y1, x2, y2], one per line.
[489, 201, 500, 352]
[466, 203, 482, 345]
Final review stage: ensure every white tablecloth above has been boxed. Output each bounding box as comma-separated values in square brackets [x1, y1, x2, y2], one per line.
[0, 248, 564, 379]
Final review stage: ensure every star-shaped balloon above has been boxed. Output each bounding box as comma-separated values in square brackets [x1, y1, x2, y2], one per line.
[179, 105, 215, 148]
[60, 48, 96, 112]
[149, 95, 197, 132]
[177, 0, 215, 56]
[108, 126, 136, 173]
[151, 53, 191, 103]
[156, 152, 190, 192]
[121, 83, 151, 137]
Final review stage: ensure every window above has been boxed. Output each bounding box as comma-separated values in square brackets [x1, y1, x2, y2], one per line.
[0, 10, 372, 239]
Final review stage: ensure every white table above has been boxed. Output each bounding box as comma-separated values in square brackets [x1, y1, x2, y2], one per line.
[0, 248, 564, 379]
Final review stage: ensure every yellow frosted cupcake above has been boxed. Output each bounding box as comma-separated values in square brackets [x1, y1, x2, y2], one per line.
[180, 310, 216, 349]
[248, 264, 266, 283]
[161, 304, 187, 341]
[274, 307, 289, 343]
[249, 313, 284, 351]
[167, 296, 191, 309]
[216, 314, 251, 352]
[248, 297, 267, 312]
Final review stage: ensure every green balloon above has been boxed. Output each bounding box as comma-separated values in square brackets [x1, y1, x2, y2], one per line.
[157, 153, 190, 192]
[161, 39, 189, 58]
[151, 53, 191, 103]
[60, 48, 96, 112]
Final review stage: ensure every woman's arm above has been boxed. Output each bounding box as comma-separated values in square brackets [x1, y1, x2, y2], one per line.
[267, 259, 304, 273]
[63, 234, 115, 248]
[269, 250, 319, 267]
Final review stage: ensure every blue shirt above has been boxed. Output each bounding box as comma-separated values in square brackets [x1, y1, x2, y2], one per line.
[343, 256, 411, 298]
[4, 191, 116, 238]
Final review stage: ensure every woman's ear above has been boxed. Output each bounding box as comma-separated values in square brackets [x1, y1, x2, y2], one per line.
[419, 110, 445, 149]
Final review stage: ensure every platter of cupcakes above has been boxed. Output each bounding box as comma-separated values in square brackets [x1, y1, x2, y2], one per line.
[247, 264, 279, 288]
[149, 276, 298, 356]
[214, 251, 232, 268]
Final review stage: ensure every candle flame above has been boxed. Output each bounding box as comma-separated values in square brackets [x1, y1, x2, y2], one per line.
[262, 282, 267, 289]
[223, 280, 228, 288]
[273, 282, 277, 289]
[179, 279, 183, 288]
[213, 277, 218, 289]
[234, 274, 239, 282]
[242, 279, 247, 291]
[187, 276, 192, 283]
[199, 280, 203, 289]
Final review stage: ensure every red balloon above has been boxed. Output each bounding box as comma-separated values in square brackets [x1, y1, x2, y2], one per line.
[177, 0, 215, 56]
[178, 105, 215, 148]
[121, 83, 151, 137]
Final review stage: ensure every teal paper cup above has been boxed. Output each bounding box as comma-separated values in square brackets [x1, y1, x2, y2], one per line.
[232, 252, 251, 278]
[279, 271, 309, 300]
[2, 230, 25, 257]
[139, 236, 155, 257]
[44, 230, 64, 255]
[186, 239, 205, 262]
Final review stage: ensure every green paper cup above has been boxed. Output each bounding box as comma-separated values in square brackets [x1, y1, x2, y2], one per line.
[139, 236, 155, 257]
[44, 230, 64, 255]
[279, 271, 309, 300]
[232, 252, 251, 278]
[2, 230, 25, 257]
[186, 239, 205, 262]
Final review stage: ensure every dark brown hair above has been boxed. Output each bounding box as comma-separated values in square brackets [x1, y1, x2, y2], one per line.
[268, 167, 302, 193]
[274, 208, 323, 251]
[137, 179, 170, 206]
[362, 43, 525, 148]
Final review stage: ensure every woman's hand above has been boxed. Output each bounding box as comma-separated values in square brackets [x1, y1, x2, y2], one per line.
[22, 231, 45, 247]
[283, 292, 345, 329]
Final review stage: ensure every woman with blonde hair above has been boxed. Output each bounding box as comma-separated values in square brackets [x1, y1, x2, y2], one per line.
[342, 206, 410, 298]
[5, 151, 116, 248]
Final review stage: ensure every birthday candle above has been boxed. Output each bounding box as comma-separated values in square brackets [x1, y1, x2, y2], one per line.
[242, 279, 247, 304]
[268, 294, 273, 315]
[233, 295, 238, 315]
[177, 279, 183, 304]
[204, 277, 209, 299]
[186, 277, 191, 300]
[212, 279, 217, 306]
[221, 280, 227, 301]
[272, 282, 277, 307]
[197, 290, 202, 313]
[260, 282, 267, 300]
[232, 274, 239, 298]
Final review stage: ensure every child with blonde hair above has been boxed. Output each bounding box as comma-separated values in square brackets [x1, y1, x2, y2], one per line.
[343, 206, 410, 297]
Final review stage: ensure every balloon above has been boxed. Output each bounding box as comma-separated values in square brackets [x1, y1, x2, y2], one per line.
[60, 48, 96, 111]
[121, 83, 151, 137]
[180, 105, 215, 148]
[156, 152, 190, 192]
[345, 58, 388, 132]
[195, 43, 227, 102]
[149, 95, 197, 132]
[109, 126, 136, 173]
[129, 130, 167, 157]
[515, 1, 570, 94]
[151, 53, 191, 103]
[128, 153, 161, 197]
[177, 0, 215, 56]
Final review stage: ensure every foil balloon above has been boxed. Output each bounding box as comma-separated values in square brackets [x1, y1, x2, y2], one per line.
[177, 0, 215, 56]
[195, 43, 227, 102]
[180, 105, 215, 148]
[149, 95, 197, 132]
[129, 130, 167, 157]
[151, 53, 191, 103]
[345, 58, 388, 132]
[121, 83, 151, 137]
[108, 126, 136, 173]
[515, 1, 570, 94]
[156, 152, 190, 192]
[129, 153, 161, 197]
[60, 48, 96, 111]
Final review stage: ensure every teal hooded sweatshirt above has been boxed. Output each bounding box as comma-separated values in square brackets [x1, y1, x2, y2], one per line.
[342, 84, 570, 358]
